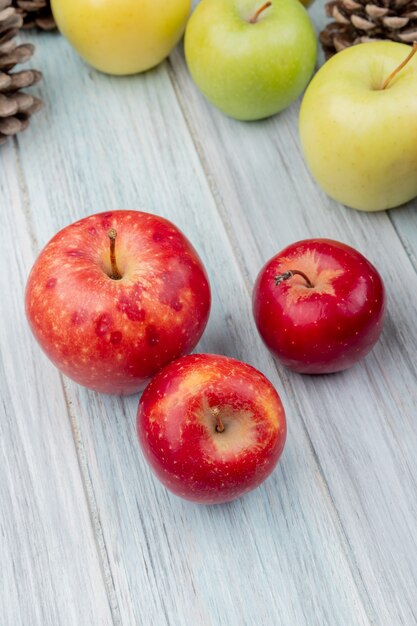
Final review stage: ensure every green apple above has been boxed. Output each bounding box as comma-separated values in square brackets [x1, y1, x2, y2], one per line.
[299, 41, 417, 212]
[184, 0, 317, 121]
[51, 0, 191, 75]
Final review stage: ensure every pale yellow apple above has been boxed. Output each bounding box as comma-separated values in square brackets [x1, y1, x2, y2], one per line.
[299, 41, 417, 211]
[51, 0, 191, 75]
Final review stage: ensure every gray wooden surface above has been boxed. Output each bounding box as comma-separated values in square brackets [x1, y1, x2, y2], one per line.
[1, 2, 417, 625]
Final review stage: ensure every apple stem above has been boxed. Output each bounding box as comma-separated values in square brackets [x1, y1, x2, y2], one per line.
[249, 1, 272, 24]
[381, 42, 417, 90]
[275, 270, 314, 288]
[212, 407, 225, 433]
[108, 229, 122, 280]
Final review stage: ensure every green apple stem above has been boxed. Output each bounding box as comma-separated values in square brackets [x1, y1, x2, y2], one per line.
[381, 42, 417, 90]
[275, 270, 314, 288]
[249, 1, 272, 24]
[212, 407, 225, 433]
[108, 228, 122, 280]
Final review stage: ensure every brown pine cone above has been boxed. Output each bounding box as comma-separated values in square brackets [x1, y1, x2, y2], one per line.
[0, 0, 42, 144]
[320, 0, 417, 58]
[13, 0, 55, 31]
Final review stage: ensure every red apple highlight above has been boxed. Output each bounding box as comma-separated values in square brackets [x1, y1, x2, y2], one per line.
[253, 239, 385, 374]
[25, 210, 211, 394]
[137, 354, 286, 504]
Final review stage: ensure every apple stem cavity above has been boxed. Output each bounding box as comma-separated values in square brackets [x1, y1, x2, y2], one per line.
[381, 42, 417, 90]
[211, 407, 225, 433]
[108, 228, 122, 280]
[275, 270, 314, 288]
[249, 1, 272, 24]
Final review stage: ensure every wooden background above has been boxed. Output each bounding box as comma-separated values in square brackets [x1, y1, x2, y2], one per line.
[1, 1, 417, 624]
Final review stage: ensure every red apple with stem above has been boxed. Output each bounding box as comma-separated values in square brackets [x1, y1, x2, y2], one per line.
[25, 210, 211, 394]
[137, 353, 287, 504]
[253, 239, 385, 374]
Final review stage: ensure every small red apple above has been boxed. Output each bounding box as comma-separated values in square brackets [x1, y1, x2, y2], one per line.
[25, 210, 211, 394]
[253, 239, 385, 374]
[137, 354, 286, 504]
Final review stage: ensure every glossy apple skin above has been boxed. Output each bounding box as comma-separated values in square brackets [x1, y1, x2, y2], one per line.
[137, 354, 286, 504]
[299, 42, 417, 211]
[51, 0, 191, 75]
[184, 0, 317, 121]
[25, 211, 211, 394]
[253, 239, 385, 374]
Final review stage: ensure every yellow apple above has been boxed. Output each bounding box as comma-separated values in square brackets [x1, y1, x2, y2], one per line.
[299, 41, 417, 211]
[51, 0, 191, 75]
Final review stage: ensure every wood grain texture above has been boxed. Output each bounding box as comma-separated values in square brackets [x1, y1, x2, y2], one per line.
[0, 143, 113, 625]
[13, 29, 374, 626]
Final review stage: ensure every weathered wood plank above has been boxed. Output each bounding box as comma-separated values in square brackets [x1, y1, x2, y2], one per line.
[168, 1, 417, 621]
[0, 143, 113, 625]
[15, 31, 373, 626]
[389, 206, 417, 271]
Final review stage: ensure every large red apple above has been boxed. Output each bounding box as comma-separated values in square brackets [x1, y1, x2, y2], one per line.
[253, 239, 385, 374]
[137, 354, 286, 504]
[25, 210, 211, 394]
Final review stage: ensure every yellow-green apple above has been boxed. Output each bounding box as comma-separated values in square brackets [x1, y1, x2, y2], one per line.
[25, 211, 211, 394]
[253, 239, 385, 373]
[51, 0, 191, 75]
[184, 0, 317, 121]
[299, 41, 417, 211]
[137, 354, 286, 503]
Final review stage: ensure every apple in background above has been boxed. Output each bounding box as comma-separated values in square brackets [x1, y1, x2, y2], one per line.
[25, 210, 211, 394]
[253, 239, 385, 374]
[184, 0, 317, 121]
[299, 41, 417, 211]
[51, 0, 191, 75]
[137, 354, 286, 504]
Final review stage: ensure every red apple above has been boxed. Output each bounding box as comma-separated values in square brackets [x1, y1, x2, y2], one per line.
[25, 210, 211, 394]
[253, 239, 385, 374]
[137, 354, 286, 504]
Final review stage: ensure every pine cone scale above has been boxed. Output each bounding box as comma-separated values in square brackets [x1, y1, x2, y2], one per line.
[0, 92, 17, 116]
[399, 27, 417, 39]
[0, 115, 26, 134]
[1, 43, 35, 70]
[351, 14, 376, 29]
[320, 0, 417, 57]
[13, 0, 55, 31]
[0, 70, 11, 88]
[0, 0, 42, 144]
[14, 91, 34, 112]
[334, 6, 352, 23]
[5, 68, 41, 90]
[26, 93, 41, 113]
[365, 5, 389, 18]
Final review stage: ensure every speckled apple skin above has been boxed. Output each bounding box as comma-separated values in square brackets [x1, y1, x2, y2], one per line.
[25, 211, 211, 394]
[51, 0, 191, 75]
[299, 42, 417, 211]
[137, 354, 286, 504]
[185, 0, 317, 121]
[253, 239, 386, 374]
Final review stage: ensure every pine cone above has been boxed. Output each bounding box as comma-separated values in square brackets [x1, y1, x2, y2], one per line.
[0, 0, 42, 144]
[13, 0, 55, 31]
[320, 0, 417, 58]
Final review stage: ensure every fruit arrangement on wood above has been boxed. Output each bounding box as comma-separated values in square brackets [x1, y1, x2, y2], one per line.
[11, 0, 417, 503]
